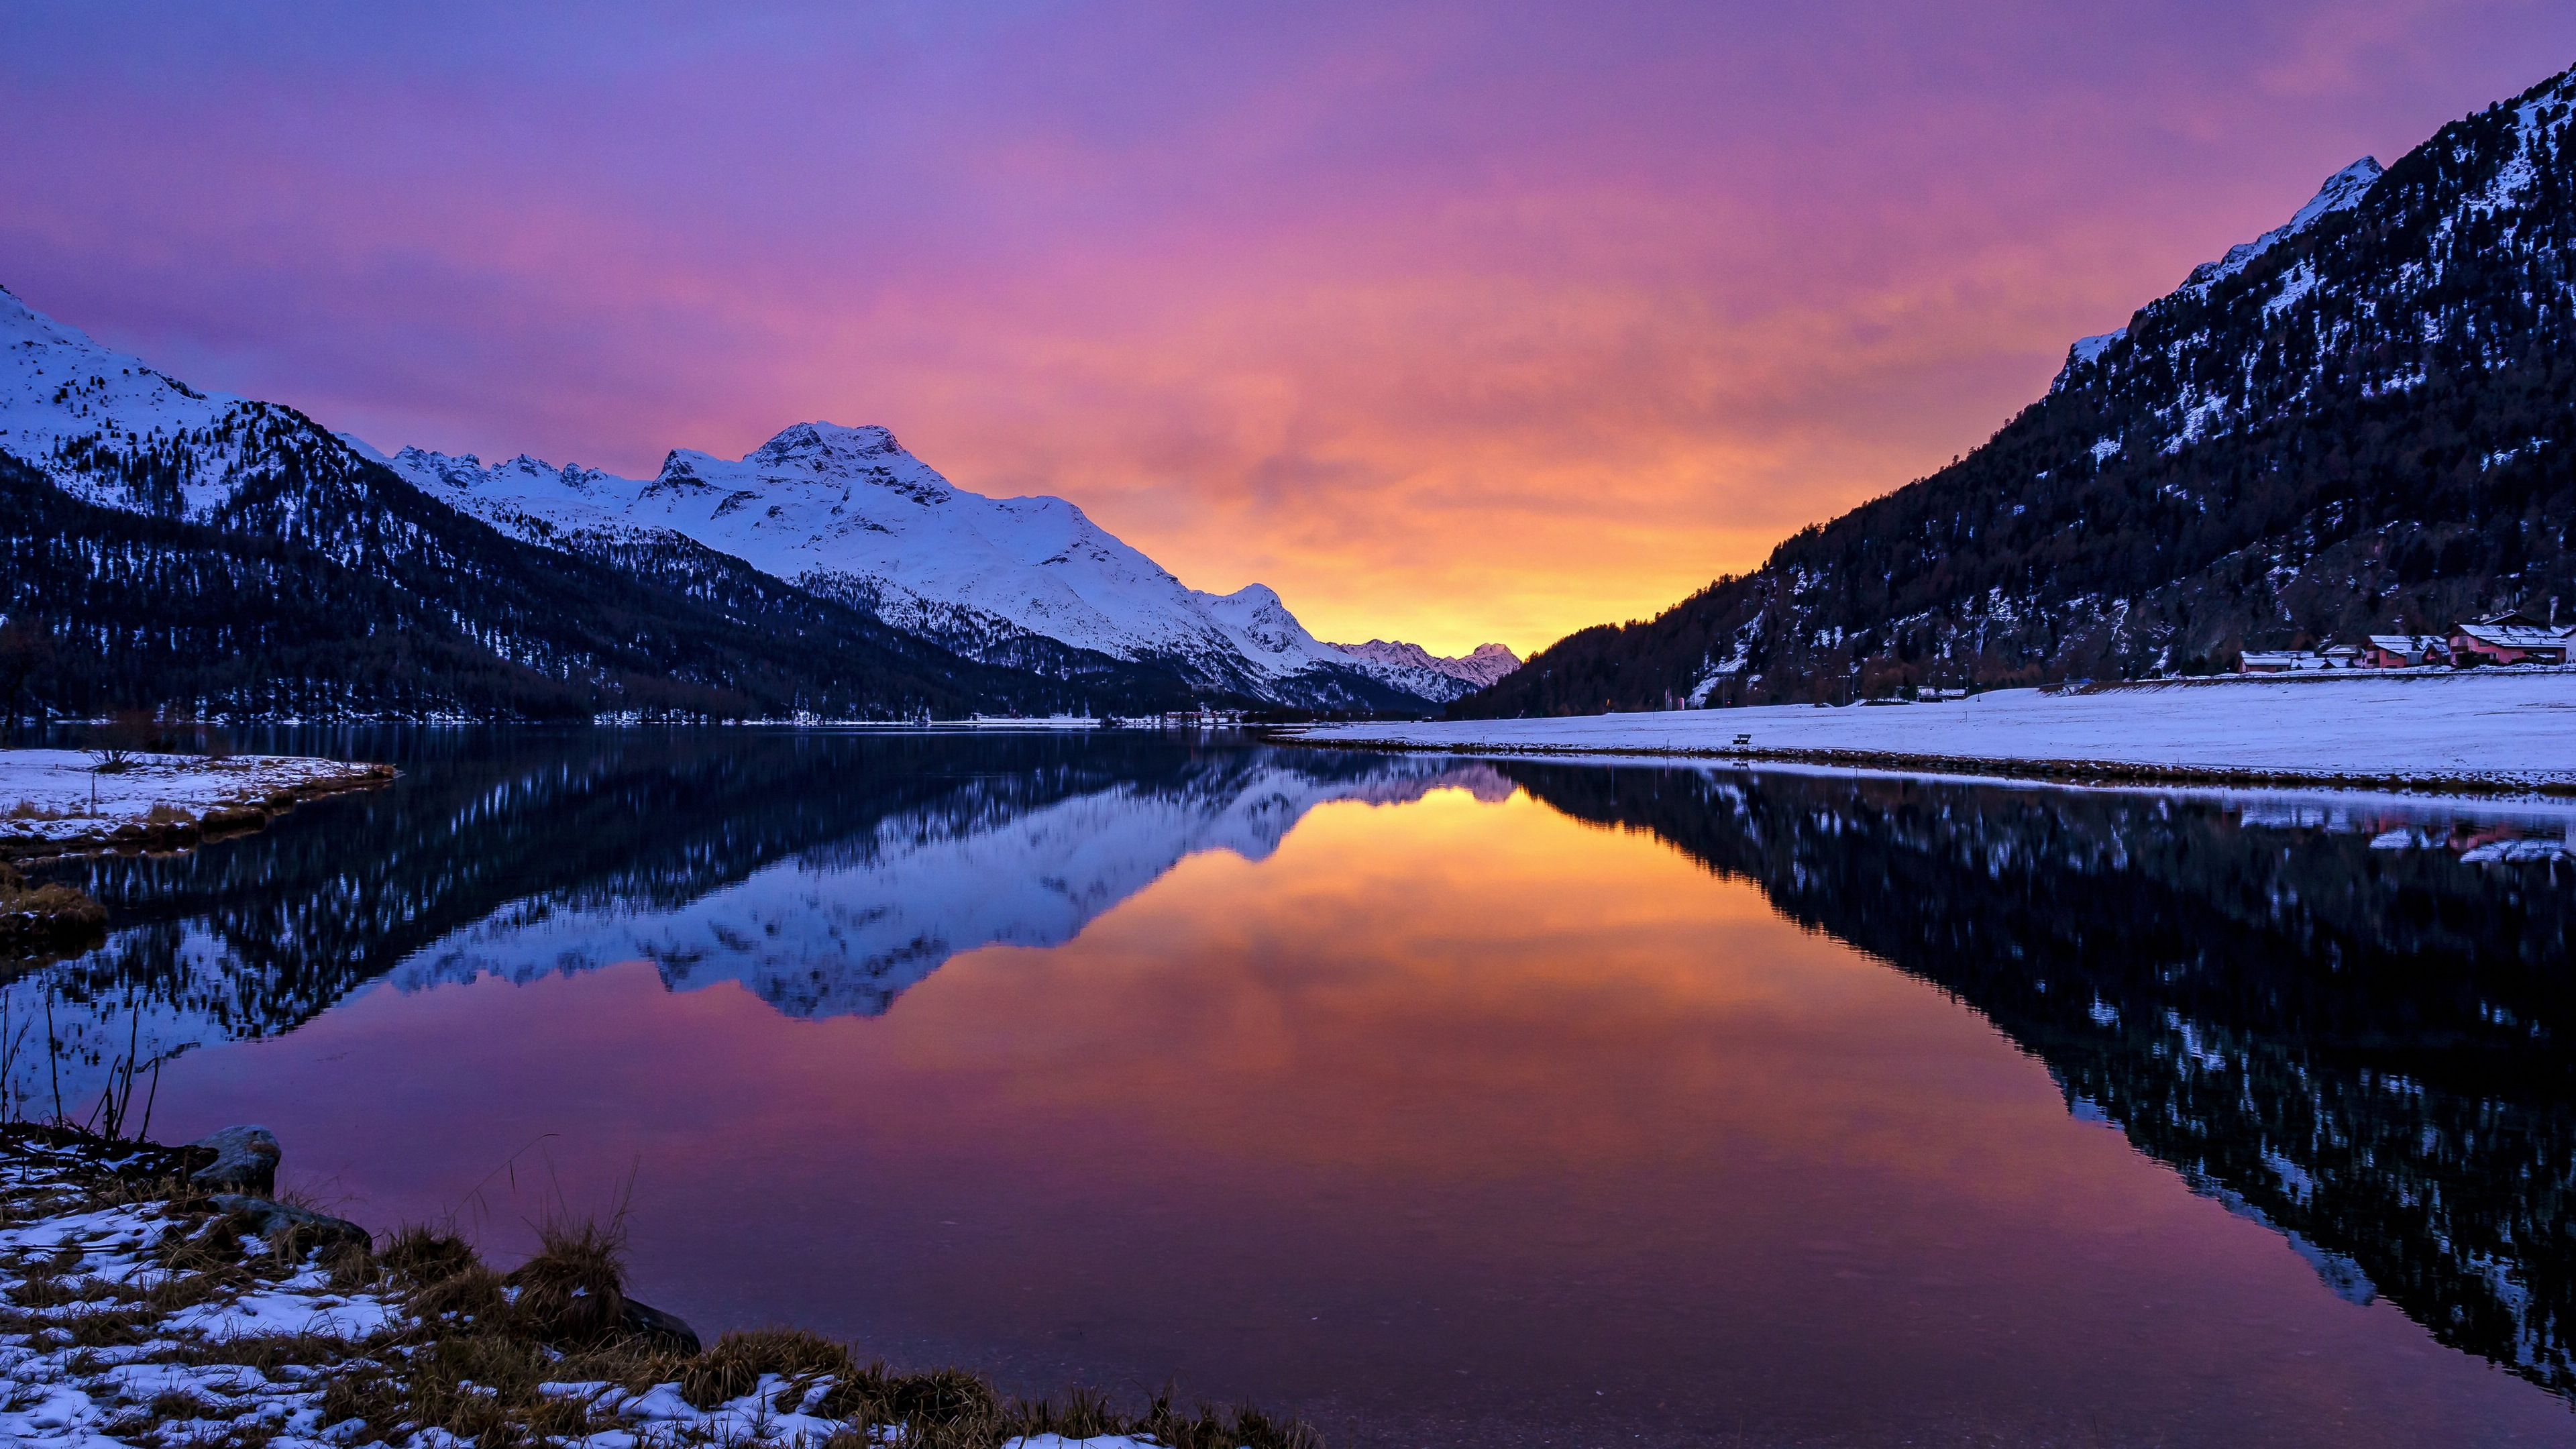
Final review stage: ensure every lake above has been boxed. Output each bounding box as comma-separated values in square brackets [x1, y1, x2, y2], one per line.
[16, 730, 2576, 1446]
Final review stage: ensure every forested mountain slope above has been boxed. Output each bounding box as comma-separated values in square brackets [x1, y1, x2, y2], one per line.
[0, 447, 1116, 721]
[1462, 63, 2576, 716]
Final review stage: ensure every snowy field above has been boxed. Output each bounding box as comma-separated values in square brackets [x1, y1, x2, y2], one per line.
[0, 750, 390, 848]
[1294, 669, 2576, 792]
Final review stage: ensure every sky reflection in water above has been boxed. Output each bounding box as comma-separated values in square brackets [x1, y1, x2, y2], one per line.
[21, 733, 2576, 1447]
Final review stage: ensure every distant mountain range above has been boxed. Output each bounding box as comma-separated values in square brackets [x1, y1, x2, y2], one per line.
[1462, 61, 2576, 716]
[370, 427, 1515, 708]
[0, 288, 1509, 719]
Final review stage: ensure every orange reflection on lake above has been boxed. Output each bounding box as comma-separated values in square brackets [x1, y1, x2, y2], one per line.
[142, 759, 2574, 1448]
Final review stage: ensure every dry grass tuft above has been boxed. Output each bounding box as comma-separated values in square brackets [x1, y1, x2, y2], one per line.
[500, 1213, 629, 1346]
[4, 800, 80, 821]
[140, 1265, 241, 1314]
[0, 861, 107, 945]
[91, 1173, 210, 1212]
[162, 1332, 365, 1372]
[682, 1326, 856, 1409]
[154, 1216, 250, 1277]
[9, 1269, 81, 1309]
[60, 1305, 153, 1347]
[378, 1224, 477, 1285]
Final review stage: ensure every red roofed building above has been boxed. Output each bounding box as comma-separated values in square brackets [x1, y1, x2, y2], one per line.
[2449, 610, 2573, 665]
[2363, 635, 2449, 667]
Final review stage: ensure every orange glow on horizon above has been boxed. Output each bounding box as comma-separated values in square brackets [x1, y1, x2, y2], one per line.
[6, 6, 2571, 655]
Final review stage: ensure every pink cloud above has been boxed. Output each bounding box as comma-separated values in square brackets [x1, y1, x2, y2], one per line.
[3, 1, 2570, 653]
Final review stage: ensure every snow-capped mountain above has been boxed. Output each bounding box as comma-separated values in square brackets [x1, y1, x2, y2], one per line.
[0, 280, 1470, 714]
[0, 282, 340, 524]
[2051, 157, 2383, 392]
[2182, 156, 2384, 293]
[1468, 59, 2576, 716]
[374, 428, 1477, 706]
[1328, 639, 1521, 690]
[0, 280, 1114, 720]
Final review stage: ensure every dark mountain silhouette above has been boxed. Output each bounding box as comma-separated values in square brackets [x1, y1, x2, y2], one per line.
[1463, 64, 2576, 715]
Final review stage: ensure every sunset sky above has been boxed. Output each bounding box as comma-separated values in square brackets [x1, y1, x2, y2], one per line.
[5, 2, 2573, 656]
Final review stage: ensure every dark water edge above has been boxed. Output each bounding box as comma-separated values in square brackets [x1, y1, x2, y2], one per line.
[10, 727, 2576, 1446]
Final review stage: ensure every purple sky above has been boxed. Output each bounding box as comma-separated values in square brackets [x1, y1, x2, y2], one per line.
[5, 2, 2572, 652]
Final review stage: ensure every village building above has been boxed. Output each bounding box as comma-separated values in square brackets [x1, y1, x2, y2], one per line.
[2240, 649, 2342, 674]
[2363, 634, 2451, 668]
[2449, 610, 2575, 665]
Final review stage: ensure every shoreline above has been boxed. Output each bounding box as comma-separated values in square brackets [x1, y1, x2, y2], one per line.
[0, 751, 398, 864]
[1275, 735, 2576, 798]
[0, 1124, 1315, 1449]
[1284, 671, 2576, 798]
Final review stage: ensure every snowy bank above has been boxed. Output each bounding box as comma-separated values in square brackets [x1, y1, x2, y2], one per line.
[0, 751, 394, 858]
[0, 1128, 1314, 1449]
[1290, 669, 2576, 794]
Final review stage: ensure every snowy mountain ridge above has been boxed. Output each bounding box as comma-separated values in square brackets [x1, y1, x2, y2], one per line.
[0, 284, 280, 515]
[0, 281, 1491, 710]
[1328, 638, 1521, 688]
[2182, 156, 2384, 294]
[2050, 156, 2383, 394]
[376, 428, 1497, 704]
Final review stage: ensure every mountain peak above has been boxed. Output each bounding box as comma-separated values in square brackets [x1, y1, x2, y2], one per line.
[2288, 158, 2383, 230]
[1328, 638, 1523, 688]
[751, 421, 905, 469]
[645, 421, 952, 503]
[2058, 156, 2386, 390]
[2184, 156, 2382, 293]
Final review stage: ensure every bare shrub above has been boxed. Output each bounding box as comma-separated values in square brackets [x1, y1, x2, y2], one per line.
[85, 708, 163, 773]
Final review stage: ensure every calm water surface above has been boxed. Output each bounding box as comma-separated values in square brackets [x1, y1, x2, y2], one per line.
[19, 731, 2576, 1447]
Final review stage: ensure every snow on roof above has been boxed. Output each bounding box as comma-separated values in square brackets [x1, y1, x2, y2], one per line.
[2457, 622, 2573, 649]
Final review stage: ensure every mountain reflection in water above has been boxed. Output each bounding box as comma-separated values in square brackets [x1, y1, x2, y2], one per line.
[1498, 764, 2576, 1401]
[12, 732, 2576, 1426]
[20, 731, 1506, 1077]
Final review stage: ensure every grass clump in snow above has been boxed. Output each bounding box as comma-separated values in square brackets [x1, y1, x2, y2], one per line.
[1, 800, 81, 822]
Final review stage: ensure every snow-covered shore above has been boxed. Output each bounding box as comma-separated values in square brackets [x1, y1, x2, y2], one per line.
[0, 751, 395, 856]
[1290, 669, 2576, 794]
[0, 1128, 1296, 1449]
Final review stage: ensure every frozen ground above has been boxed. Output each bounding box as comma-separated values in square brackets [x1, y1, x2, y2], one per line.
[0, 751, 389, 848]
[1295, 669, 2576, 791]
[0, 1147, 842, 1449]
